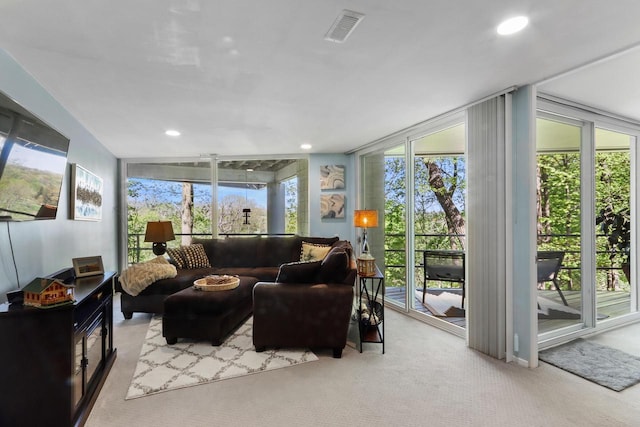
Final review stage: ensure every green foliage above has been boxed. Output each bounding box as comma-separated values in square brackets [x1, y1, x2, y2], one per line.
[126, 178, 275, 264]
[0, 163, 63, 219]
[538, 151, 631, 291]
[284, 177, 297, 234]
[383, 156, 466, 289]
[595, 152, 631, 271]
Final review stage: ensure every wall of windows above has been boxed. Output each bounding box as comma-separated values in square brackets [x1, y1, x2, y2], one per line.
[120, 158, 307, 266]
[537, 98, 640, 346]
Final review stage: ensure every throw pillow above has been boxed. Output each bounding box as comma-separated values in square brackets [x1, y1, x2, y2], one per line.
[276, 261, 322, 283]
[182, 244, 211, 268]
[300, 242, 332, 262]
[166, 247, 187, 269]
[316, 248, 350, 283]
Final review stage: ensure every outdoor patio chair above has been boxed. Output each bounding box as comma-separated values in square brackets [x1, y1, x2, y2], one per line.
[537, 251, 567, 306]
[423, 250, 466, 308]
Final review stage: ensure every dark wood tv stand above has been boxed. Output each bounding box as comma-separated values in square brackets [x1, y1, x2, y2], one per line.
[0, 272, 117, 427]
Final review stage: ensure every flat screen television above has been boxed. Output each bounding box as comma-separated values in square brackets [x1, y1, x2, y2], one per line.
[0, 90, 70, 221]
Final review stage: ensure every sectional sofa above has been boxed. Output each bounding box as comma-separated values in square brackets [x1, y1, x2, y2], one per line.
[115, 235, 357, 356]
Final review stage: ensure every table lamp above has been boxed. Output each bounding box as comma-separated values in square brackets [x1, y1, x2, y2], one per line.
[144, 221, 175, 255]
[354, 209, 378, 276]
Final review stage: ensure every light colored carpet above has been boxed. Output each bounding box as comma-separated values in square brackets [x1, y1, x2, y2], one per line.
[86, 294, 640, 427]
[539, 338, 640, 391]
[126, 316, 317, 399]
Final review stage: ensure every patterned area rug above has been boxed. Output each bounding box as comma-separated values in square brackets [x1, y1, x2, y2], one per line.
[126, 316, 318, 399]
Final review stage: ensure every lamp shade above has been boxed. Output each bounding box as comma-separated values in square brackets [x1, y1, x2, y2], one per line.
[144, 221, 175, 243]
[354, 210, 378, 228]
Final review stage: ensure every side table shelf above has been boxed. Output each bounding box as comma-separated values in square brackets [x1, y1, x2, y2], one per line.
[358, 266, 385, 354]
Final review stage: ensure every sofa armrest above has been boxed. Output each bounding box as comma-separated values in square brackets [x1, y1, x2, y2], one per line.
[252, 282, 354, 351]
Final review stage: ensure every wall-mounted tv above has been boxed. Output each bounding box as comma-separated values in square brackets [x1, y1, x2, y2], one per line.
[0, 90, 70, 221]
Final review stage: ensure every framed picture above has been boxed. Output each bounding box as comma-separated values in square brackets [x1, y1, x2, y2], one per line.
[320, 193, 345, 219]
[71, 164, 103, 221]
[72, 256, 104, 278]
[320, 165, 345, 190]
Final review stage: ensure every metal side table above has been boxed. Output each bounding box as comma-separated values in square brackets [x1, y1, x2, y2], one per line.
[358, 265, 384, 354]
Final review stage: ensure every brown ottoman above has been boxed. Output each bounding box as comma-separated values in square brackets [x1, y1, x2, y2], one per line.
[162, 276, 258, 346]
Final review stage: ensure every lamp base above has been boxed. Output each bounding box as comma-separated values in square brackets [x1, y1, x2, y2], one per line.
[152, 242, 167, 256]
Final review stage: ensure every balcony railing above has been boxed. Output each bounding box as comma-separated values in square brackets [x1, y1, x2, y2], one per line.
[384, 232, 630, 290]
[127, 232, 294, 264]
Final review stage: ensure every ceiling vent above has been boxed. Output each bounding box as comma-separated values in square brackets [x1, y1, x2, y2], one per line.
[324, 10, 365, 43]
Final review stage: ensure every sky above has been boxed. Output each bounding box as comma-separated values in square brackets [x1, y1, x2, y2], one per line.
[129, 178, 267, 207]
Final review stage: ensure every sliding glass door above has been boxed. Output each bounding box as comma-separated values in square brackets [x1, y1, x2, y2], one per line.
[359, 115, 466, 334]
[595, 128, 635, 321]
[411, 123, 466, 328]
[536, 116, 584, 334]
[537, 102, 639, 340]
[361, 144, 406, 309]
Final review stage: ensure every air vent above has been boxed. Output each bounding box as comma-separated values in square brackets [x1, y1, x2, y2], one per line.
[324, 10, 365, 43]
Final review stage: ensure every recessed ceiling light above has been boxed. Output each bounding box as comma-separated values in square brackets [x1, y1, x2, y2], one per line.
[497, 16, 529, 35]
[165, 130, 181, 136]
[300, 143, 312, 150]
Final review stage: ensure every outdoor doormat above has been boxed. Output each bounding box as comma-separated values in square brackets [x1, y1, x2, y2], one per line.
[126, 316, 318, 399]
[539, 338, 640, 391]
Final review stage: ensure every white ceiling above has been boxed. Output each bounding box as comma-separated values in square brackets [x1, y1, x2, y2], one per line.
[1, 0, 640, 159]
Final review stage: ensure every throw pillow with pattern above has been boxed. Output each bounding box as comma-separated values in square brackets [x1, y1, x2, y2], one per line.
[300, 242, 332, 262]
[182, 243, 211, 268]
[166, 247, 187, 269]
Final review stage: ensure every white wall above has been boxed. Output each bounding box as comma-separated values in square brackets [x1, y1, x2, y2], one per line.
[0, 49, 118, 301]
[308, 154, 355, 241]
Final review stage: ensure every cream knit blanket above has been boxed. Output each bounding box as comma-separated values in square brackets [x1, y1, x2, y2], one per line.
[119, 256, 177, 296]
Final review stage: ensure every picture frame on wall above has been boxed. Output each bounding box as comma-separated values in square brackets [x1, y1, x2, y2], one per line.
[72, 256, 104, 278]
[320, 165, 345, 190]
[71, 164, 103, 221]
[320, 193, 345, 219]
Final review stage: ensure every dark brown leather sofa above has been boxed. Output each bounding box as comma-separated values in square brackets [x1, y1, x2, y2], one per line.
[251, 240, 357, 358]
[116, 235, 356, 323]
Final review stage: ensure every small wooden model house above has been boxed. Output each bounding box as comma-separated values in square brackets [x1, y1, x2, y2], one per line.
[23, 278, 75, 308]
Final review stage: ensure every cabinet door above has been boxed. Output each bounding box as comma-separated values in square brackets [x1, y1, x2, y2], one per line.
[73, 333, 85, 408]
[85, 314, 104, 387]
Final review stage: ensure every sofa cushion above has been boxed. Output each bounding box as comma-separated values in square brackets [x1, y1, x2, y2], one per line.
[331, 240, 354, 260]
[300, 242, 333, 262]
[276, 261, 322, 283]
[212, 236, 260, 268]
[192, 238, 222, 264]
[316, 248, 351, 283]
[256, 236, 300, 266]
[136, 268, 212, 296]
[211, 267, 279, 282]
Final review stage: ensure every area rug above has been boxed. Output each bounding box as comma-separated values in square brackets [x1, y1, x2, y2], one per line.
[539, 338, 640, 391]
[126, 316, 318, 399]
